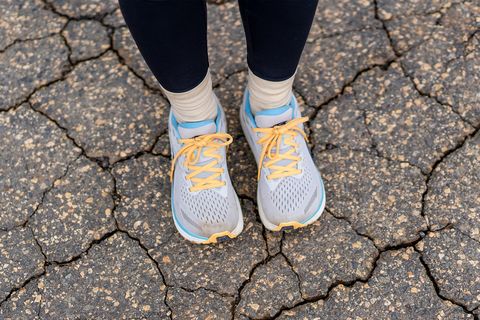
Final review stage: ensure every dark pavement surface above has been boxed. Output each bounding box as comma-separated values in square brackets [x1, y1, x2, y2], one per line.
[1, 0, 479, 319]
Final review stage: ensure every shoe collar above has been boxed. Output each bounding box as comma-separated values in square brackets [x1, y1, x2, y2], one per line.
[244, 89, 297, 128]
[170, 105, 222, 139]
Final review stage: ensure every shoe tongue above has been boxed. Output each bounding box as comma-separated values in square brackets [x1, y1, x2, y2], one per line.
[255, 105, 300, 175]
[177, 119, 221, 182]
[254, 105, 293, 128]
[178, 120, 216, 139]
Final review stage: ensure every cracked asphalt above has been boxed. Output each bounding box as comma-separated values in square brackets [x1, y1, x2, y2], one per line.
[1, 0, 479, 319]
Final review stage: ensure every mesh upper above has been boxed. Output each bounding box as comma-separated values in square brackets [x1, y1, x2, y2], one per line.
[179, 184, 236, 225]
[268, 163, 315, 214]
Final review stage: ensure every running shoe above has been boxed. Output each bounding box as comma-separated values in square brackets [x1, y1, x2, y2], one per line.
[169, 101, 243, 244]
[239, 90, 325, 231]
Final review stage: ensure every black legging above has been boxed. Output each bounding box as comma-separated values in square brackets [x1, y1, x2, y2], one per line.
[118, 0, 318, 92]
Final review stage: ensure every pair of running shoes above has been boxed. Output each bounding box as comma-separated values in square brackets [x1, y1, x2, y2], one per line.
[169, 90, 326, 244]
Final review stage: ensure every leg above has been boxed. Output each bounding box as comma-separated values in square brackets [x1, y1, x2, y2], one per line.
[239, 0, 326, 232]
[119, 0, 216, 122]
[238, 0, 318, 113]
[119, 0, 243, 244]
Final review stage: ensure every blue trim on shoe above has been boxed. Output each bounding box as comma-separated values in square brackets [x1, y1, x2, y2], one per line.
[244, 90, 258, 128]
[215, 105, 222, 129]
[244, 90, 298, 127]
[178, 119, 215, 129]
[255, 104, 291, 116]
[170, 105, 222, 138]
[170, 112, 180, 138]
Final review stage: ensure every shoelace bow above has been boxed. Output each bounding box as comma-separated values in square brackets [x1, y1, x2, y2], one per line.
[253, 117, 309, 180]
[170, 133, 233, 192]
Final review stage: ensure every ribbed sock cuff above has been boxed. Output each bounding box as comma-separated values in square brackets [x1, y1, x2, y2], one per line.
[162, 70, 217, 123]
[247, 68, 295, 115]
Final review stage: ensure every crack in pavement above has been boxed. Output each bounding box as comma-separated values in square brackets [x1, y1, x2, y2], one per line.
[108, 172, 174, 317]
[373, 0, 479, 131]
[0, 225, 47, 309]
[26, 102, 109, 168]
[421, 124, 480, 227]
[1, 42, 73, 112]
[269, 247, 382, 319]
[60, 22, 113, 66]
[271, 227, 477, 319]
[0, 152, 82, 233]
[109, 128, 171, 167]
[301, 57, 397, 156]
[231, 203, 382, 320]
[116, 228, 174, 319]
[370, 7, 480, 316]
[399, 61, 477, 129]
[0, 33, 65, 54]
[0, 270, 46, 311]
[414, 243, 477, 317]
[110, 45, 164, 95]
[2, 0, 479, 318]
[41, 0, 118, 21]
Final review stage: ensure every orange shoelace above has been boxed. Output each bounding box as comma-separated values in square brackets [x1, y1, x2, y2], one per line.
[253, 117, 309, 180]
[170, 133, 233, 192]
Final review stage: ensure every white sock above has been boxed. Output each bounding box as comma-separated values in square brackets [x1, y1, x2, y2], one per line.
[248, 69, 295, 115]
[162, 70, 217, 123]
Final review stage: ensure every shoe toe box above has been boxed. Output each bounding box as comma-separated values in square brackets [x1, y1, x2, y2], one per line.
[173, 186, 241, 239]
[259, 165, 325, 227]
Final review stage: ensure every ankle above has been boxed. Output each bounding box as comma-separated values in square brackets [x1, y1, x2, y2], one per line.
[162, 70, 217, 123]
[247, 68, 295, 115]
